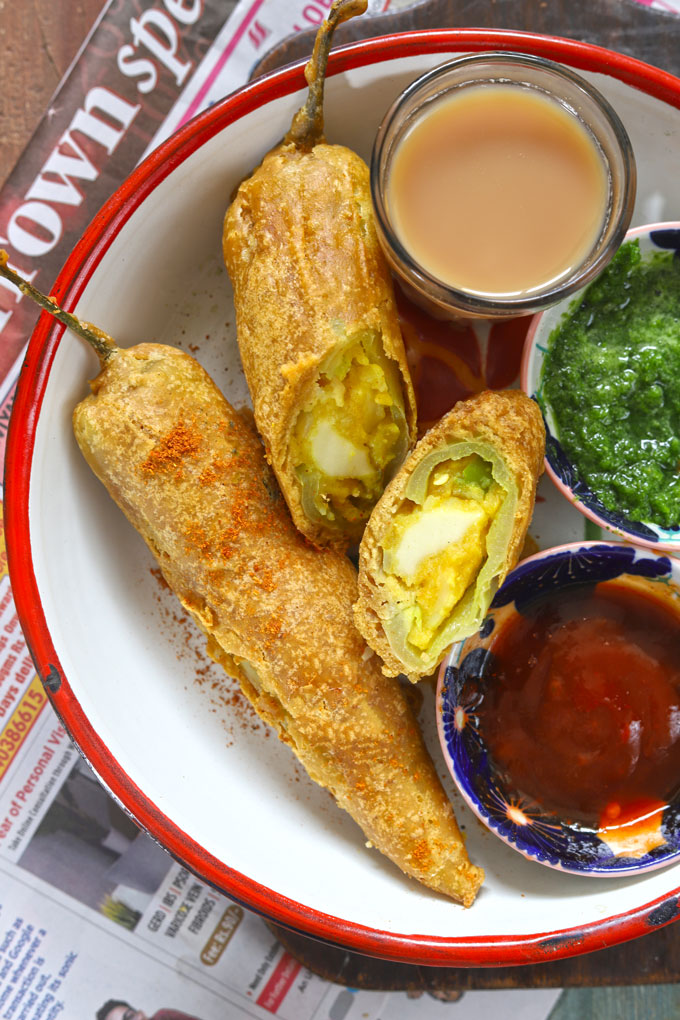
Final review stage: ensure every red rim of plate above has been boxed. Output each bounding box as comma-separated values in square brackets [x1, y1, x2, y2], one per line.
[6, 29, 680, 967]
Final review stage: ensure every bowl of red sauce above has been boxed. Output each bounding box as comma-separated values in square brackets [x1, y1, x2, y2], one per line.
[437, 541, 680, 876]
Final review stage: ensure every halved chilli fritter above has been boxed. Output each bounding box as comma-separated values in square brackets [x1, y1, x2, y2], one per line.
[355, 390, 545, 681]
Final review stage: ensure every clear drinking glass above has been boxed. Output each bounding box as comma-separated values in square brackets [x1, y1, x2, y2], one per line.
[371, 52, 637, 320]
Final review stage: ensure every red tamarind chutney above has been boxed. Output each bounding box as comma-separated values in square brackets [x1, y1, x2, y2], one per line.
[478, 583, 680, 827]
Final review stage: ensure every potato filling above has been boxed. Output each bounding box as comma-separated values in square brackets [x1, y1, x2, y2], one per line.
[291, 335, 408, 531]
[381, 455, 504, 651]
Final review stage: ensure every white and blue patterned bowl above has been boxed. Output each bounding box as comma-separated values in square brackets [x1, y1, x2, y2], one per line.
[521, 222, 680, 553]
[437, 541, 680, 876]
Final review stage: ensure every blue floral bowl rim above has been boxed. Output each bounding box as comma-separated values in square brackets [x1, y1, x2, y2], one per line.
[436, 539, 680, 878]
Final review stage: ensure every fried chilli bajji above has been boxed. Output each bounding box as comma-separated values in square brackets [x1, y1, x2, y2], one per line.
[223, 0, 417, 548]
[355, 390, 545, 681]
[0, 253, 482, 906]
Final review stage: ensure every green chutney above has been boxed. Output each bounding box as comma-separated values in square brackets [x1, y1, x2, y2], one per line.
[541, 239, 680, 529]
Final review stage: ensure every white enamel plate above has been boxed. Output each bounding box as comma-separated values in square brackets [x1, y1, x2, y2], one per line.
[7, 30, 680, 964]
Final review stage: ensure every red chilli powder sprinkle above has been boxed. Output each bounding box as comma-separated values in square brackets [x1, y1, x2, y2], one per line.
[140, 421, 201, 475]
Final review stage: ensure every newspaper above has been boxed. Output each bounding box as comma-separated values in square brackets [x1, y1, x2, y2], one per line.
[0, 1, 565, 1016]
[634, 0, 680, 12]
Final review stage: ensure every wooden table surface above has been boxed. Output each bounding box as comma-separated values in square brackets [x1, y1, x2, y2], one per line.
[0, 0, 107, 189]
[3, 0, 680, 997]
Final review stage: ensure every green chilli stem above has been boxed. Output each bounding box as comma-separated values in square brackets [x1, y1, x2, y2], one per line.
[0, 251, 117, 365]
[284, 0, 368, 151]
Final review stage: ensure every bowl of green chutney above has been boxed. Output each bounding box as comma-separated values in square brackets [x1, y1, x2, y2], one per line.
[522, 222, 680, 551]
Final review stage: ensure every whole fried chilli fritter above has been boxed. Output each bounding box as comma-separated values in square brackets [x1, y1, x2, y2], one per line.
[223, 0, 416, 548]
[72, 342, 482, 906]
[0, 250, 482, 904]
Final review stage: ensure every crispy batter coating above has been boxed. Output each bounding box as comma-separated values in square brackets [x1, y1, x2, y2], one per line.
[73, 343, 482, 906]
[223, 141, 417, 547]
[355, 390, 546, 681]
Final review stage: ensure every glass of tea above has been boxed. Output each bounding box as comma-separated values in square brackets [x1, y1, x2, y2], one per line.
[371, 52, 637, 320]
